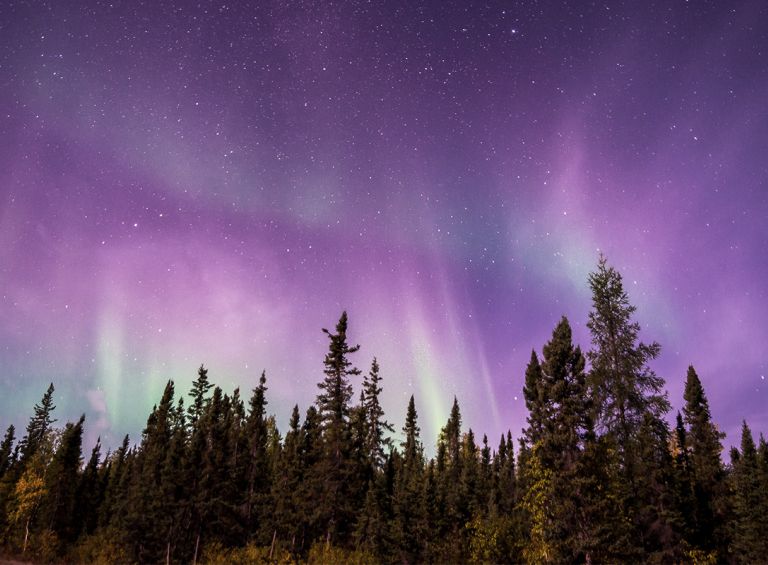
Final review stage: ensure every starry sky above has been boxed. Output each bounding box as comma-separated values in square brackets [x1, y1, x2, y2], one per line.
[1, 0, 767, 453]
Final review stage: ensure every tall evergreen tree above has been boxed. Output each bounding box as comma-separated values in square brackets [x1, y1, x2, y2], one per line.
[361, 357, 393, 471]
[393, 395, 427, 563]
[75, 437, 104, 539]
[40, 415, 85, 544]
[522, 351, 545, 449]
[519, 317, 591, 563]
[682, 365, 727, 556]
[586, 256, 669, 460]
[586, 256, 671, 552]
[19, 383, 56, 467]
[244, 370, 270, 538]
[188, 364, 213, 428]
[730, 421, 767, 562]
[0, 425, 15, 480]
[272, 405, 304, 554]
[125, 380, 176, 562]
[431, 398, 464, 560]
[315, 311, 362, 545]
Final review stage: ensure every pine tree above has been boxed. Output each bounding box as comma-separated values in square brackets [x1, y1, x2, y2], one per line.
[586, 256, 669, 462]
[519, 317, 591, 562]
[730, 421, 767, 561]
[315, 311, 362, 545]
[76, 437, 103, 538]
[0, 425, 15, 480]
[361, 358, 394, 471]
[41, 415, 85, 544]
[272, 405, 304, 555]
[491, 432, 516, 517]
[460, 429, 481, 520]
[671, 412, 697, 545]
[432, 398, 464, 560]
[392, 395, 427, 563]
[188, 364, 213, 428]
[586, 256, 670, 552]
[682, 365, 727, 556]
[522, 350, 545, 448]
[244, 370, 270, 538]
[633, 413, 684, 560]
[19, 383, 56, 467]
[97, 434, 130, 531]
[296, 405, 324, 551]
[125, 380, 176, 562]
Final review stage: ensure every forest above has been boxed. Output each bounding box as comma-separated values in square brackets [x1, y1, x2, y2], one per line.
[0, 257, 766, 564]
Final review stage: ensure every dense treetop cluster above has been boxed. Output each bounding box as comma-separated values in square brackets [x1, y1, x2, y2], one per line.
[1, 258, 766, 564]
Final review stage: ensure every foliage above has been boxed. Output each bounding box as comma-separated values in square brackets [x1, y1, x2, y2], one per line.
[0, 259, 764, 564]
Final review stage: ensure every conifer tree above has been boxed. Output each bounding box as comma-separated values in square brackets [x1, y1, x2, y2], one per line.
[682, 365, 727, 555]
[493, 432, 516, 515]
[125, 380, 176, 562]
[460, 429, 481, 519]
[0, 425, 15, 480]
[76, 437, 103, 538]
[244, 370, 270, 538]
[431, 398, 464, 559]
[272, 405, 304, 554]
[730, 421, 767, 561]
[671, 412, 696, 545]
[188, 364, 213, 428]
[519, 317, 591, 562]
[361, 357, 393, 471]
[97, 434, 130, 531]
[633, 413, 684, 560]
[19, 383, 56, 467]
[392, 395, 426, 563]
[586, 256, 669, 462]
[586, 256, 670, 551]
[315, 311, 362, 545]
[296, 405, 324, 551]
[522, 351, 545, 448]
[41, 415, 85, 544]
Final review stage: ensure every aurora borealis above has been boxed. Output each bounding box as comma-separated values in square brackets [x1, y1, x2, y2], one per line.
[1, 1, 766, 452]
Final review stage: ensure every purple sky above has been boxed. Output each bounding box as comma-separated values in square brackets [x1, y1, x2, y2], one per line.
[1, 1, 766, 453]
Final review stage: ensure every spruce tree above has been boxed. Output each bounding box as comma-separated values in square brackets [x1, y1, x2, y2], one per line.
[41, 415, 85, 544]
[522, 351, 545, 448]
[633, 413, 684, 560]
[682, 365, 727, 555]
[392, 395, 427, 563]
[188, 364, 213, 428]
[586, 256, 670, 552]
[432, 398, 464, 560]
[730, 421, 767, 561]
[271, 405, 304, 555]
[76, 437, 103, 538]
[0, 425, 15, 480]
[519, 317, 591, 562]
[296, 405, 324, 551]
[126, 380, 176, 562]
[19, 383, 56, 467]
[315, 311, 362, 545]
[586, 256, 669, 460]
[244, 370, 270, 538]
[361, 358, 393, 471]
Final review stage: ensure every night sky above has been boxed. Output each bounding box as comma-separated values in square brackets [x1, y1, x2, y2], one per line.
[1, 1, 767, 453]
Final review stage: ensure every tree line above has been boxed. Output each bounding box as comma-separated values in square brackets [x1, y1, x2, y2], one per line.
[0, 257, 766, 564]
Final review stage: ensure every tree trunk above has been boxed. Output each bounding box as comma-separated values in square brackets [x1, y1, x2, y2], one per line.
[192, 532, 200, 565]
[269, 529, 277, 559]
[23, 516, 30, 554]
